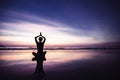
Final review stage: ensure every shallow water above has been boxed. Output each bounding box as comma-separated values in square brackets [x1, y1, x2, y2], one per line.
[0, 50, 105, 68]
[0, 50, 119, 80]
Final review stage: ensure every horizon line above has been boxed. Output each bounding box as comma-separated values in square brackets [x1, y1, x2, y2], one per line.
[0, 47, 119, 50]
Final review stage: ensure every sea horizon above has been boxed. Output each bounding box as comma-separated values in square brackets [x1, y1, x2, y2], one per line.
[0, 46, 119, 50]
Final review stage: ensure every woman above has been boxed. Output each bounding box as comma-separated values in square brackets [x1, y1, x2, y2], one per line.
[35, 32, 46, 53]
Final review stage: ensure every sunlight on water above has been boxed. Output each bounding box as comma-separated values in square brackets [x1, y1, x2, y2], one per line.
[46, 50, 98, 63]
[0, 49, 119, 80]
[0, 50, 103, 67]
[0, 50, 34, 66]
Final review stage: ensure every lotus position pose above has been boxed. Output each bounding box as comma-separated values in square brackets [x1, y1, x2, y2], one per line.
[32, 32, 46, 80]
[35, 32, 46, 53]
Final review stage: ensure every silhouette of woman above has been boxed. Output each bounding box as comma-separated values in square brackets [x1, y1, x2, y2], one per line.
[35, 32, 46, 53]
[32, 32, 46, 80]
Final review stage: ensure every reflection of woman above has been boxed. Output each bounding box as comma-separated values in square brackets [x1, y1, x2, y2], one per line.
[35, 32, 46, 53]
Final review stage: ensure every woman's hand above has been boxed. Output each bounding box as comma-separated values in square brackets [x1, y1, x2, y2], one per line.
[40, 32, 42, 36]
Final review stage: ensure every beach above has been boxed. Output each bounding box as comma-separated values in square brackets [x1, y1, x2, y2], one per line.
[0, 49, 119, 80]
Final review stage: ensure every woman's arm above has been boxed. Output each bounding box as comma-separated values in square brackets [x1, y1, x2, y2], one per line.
[35, 36, 39, 43]
[42, 36, 46, 43]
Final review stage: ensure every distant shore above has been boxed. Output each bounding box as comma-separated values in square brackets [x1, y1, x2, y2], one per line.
[0, 47, 119, 50]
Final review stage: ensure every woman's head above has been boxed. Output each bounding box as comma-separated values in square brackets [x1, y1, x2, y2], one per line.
[39, 37, 43, 42]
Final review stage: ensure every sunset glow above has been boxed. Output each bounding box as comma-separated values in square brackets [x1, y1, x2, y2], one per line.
[0, 12, 107, 47]
[0, 0, 119, 47]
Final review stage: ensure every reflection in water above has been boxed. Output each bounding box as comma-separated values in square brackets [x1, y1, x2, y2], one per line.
[0, 50, 119, 80]
[0, 50, 105, 76]
[32, 51, 46, 80]
[0, 50, 103, 67]
[0, 50, 102, 66]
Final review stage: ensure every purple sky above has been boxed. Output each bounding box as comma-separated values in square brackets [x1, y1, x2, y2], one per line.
[0, 0, 120, 47]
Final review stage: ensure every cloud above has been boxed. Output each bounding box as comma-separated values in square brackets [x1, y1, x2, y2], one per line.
[0, 11, 107, 46]
[1, 21, 99, 46]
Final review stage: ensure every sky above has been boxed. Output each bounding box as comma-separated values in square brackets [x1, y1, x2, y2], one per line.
[0, 0, 120, 47]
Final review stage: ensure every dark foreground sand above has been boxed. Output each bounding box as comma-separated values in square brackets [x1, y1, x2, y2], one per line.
[0, 50, 120, 80]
